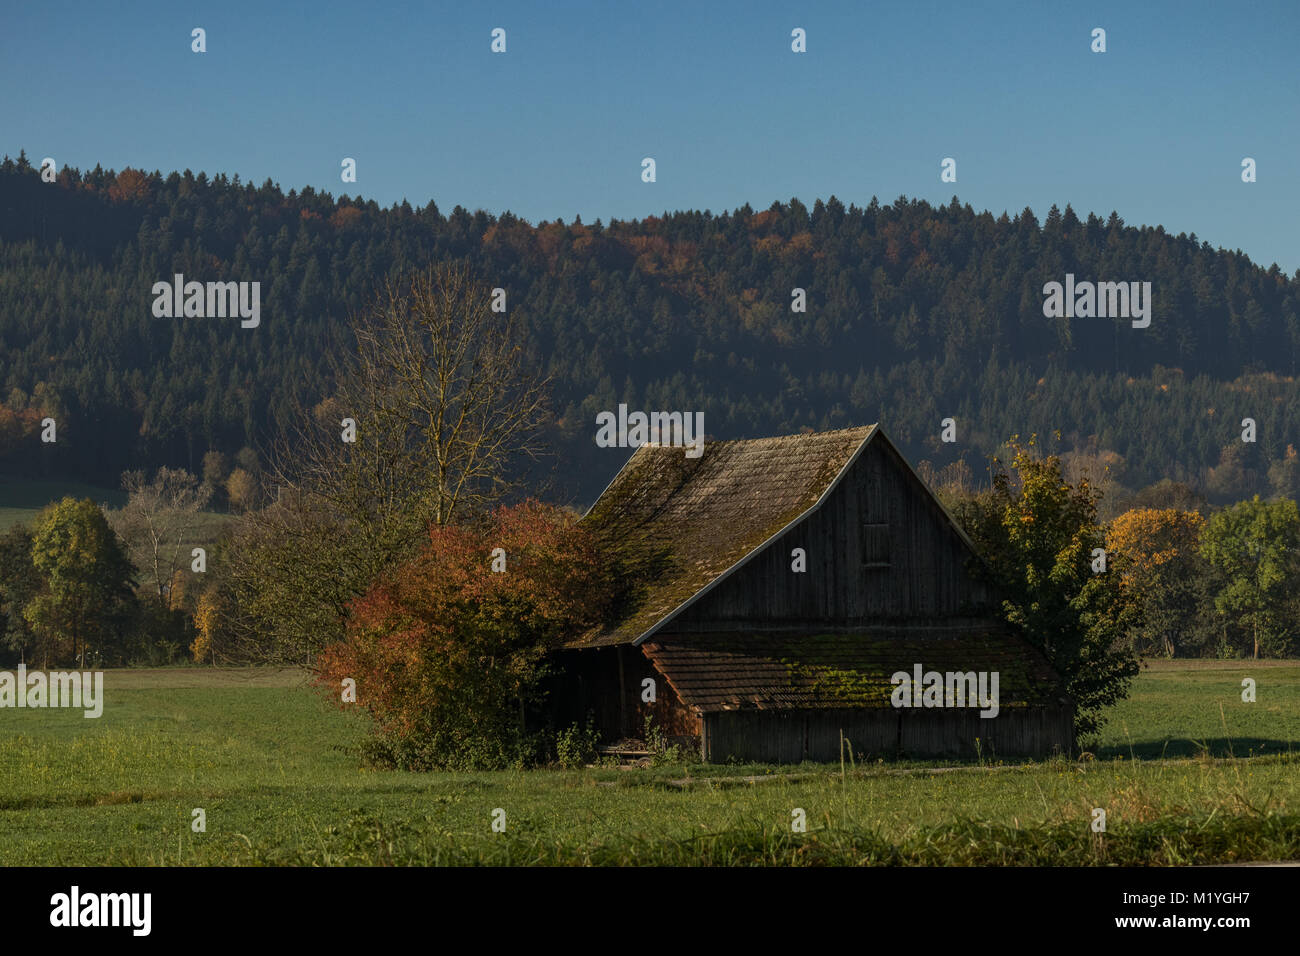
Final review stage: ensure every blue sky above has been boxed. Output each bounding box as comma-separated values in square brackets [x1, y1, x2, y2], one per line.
[3, 0, 1297, 270]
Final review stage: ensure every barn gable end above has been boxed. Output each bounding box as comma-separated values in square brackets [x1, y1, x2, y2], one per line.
[660, 431, 996, 634]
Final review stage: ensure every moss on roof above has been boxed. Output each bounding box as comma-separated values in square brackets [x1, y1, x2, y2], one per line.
[569, 425, 875, 647]
[642, 628, 1065, 712]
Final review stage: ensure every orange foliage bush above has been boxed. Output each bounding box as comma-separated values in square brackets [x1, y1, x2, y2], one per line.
[315, 500, 617, 769]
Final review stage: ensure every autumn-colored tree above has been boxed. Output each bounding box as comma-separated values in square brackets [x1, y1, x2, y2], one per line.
[0, 406, 41, 455]
[916, 458, 975, 512]
[106, 167, 151, 203]
[316, 501, 617, 770]
[1199, 496, 1300, 658]
[201, 450, 230, 507]
[201, 450, 229, 485]
[1106, 508, 1211, 657]
[191, 589, 221, 665]
[23, 498, 136, 667]
[1206, 441, 1262, 503]
[0, 390, 47, 470]
[224, 468, 257, 514]
[1122, 479, 1208, 516]
[951, 440, 1139, 741]
[1267, 445, 1300, 500]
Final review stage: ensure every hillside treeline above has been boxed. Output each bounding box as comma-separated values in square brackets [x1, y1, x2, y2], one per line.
[2, 151, 1300, 504]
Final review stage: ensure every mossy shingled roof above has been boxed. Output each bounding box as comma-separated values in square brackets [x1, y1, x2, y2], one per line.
[570, 425, 876, 648]
[642, 628, 1065, 713]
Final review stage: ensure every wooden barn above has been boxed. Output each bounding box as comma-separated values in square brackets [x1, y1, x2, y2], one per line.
[547, 424, 1074, 763]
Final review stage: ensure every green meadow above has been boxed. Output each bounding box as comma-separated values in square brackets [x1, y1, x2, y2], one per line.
[0, 477, 127, 531]
[0, 476, 234, 543]
[1, 661, 1297, 866]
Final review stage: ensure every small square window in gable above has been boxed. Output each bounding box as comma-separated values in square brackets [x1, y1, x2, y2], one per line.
[862, 522, 891, 569]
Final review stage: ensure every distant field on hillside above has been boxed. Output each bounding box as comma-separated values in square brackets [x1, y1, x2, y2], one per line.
[0, 476, 126, 530]
[0, 660, 1296, 866]
[0, 476, 234, 543]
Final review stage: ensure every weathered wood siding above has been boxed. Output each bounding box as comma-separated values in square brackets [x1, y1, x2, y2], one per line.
[668, 437, 994, 631]
[703, 706, 1074, 763]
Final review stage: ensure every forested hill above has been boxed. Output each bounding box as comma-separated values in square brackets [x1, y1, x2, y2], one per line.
[2, 151, 1299, 507]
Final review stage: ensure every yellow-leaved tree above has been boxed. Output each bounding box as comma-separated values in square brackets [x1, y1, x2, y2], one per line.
[191, 589, 221, 665]
[1105, 508, 1209, 658]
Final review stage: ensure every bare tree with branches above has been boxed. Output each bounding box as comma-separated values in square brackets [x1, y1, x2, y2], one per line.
[220, 263, 551, 662]
[112, 467, 213, 611]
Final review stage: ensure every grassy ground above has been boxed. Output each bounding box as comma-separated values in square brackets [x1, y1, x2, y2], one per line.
[0, 475, 234, 542]
[1096, 659, 1299, 759]
[0, 661, 1297, 865]
[0, 476, 127, 530]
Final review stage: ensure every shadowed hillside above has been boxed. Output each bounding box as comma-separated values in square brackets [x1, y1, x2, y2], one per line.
[2, 153, 1298, 505]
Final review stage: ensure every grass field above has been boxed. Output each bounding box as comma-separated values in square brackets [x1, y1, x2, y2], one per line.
[1, 660, 1297, 865]
[0, 476, 127, 531]
[0, 475, 234, 542]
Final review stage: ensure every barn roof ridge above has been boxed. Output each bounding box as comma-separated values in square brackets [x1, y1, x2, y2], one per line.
[569, 422, 993, 650]
[569, 423, 873, 648]
[578, 424, 879, 521]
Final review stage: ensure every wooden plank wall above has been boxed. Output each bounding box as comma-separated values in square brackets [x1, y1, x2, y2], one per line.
[671, 438, 996, 631]
[704, 706, 1075, 763]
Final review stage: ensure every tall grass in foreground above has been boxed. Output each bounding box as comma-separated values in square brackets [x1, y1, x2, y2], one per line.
[215, 811, 1300, 866]
[1, 663, 1298, 865]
